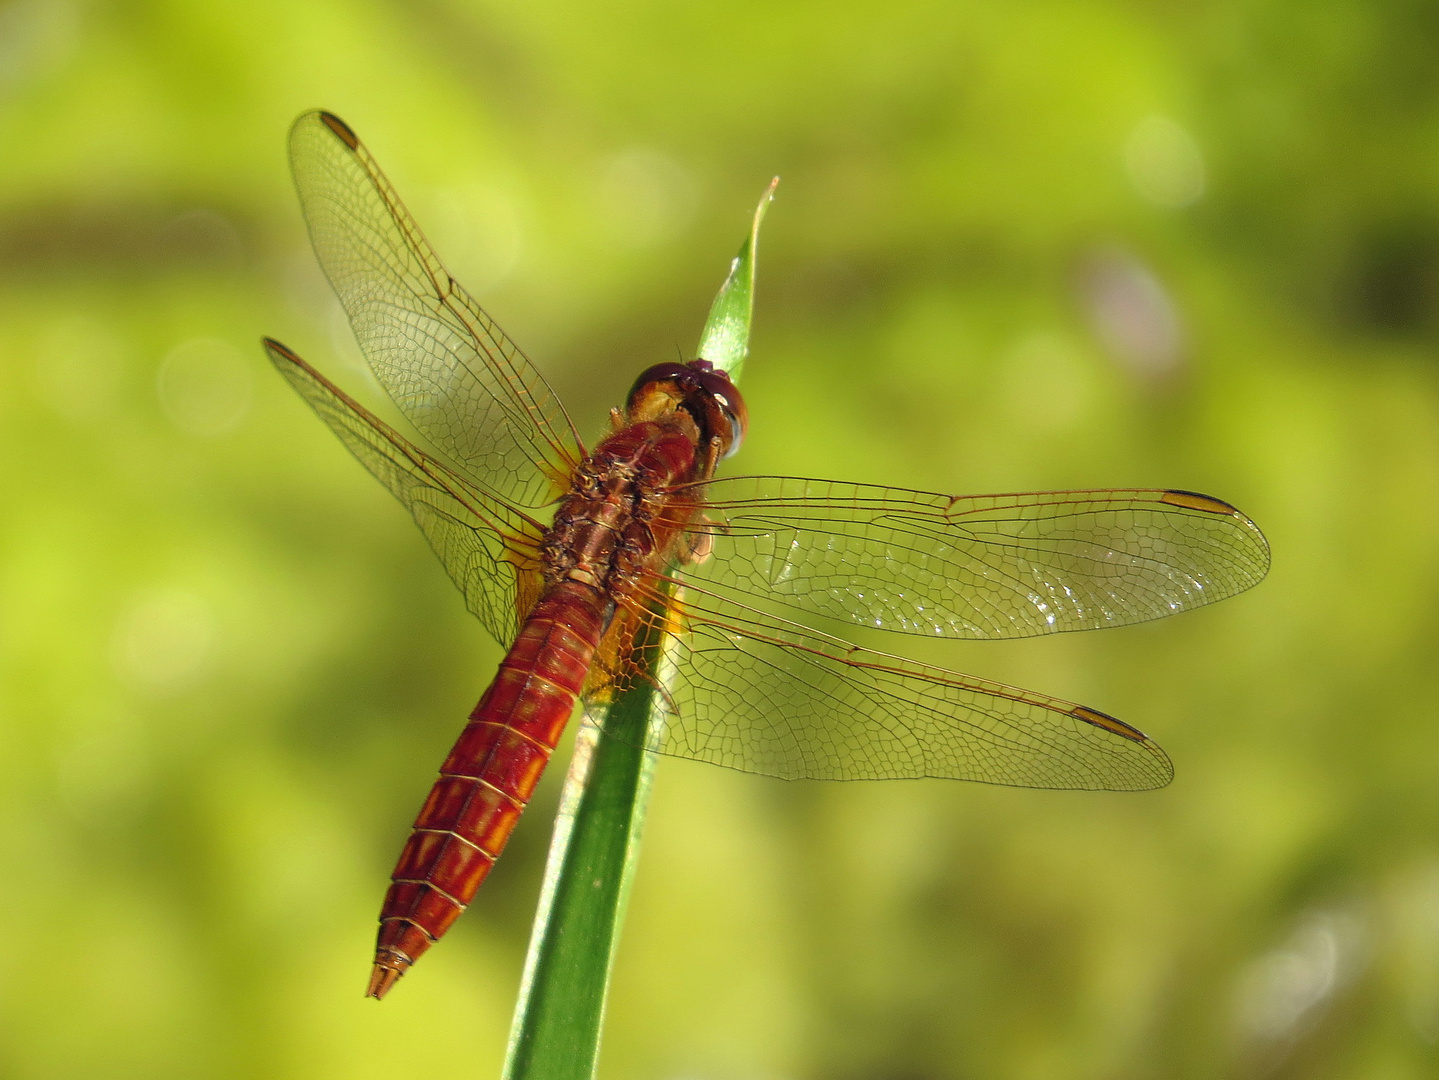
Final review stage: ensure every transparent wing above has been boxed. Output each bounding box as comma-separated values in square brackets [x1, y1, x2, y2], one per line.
[669, 477, 1270, 639]
[607, 582, 1172, 791]
[287, 110, 583, 508]
[264, 338, 545, 646]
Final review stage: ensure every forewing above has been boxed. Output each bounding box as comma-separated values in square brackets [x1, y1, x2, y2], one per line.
[287, 110, 583, 508]
[264, 338, 544, 646]
[675, 477, 1269, 639]
[612, 583, 1172, 790]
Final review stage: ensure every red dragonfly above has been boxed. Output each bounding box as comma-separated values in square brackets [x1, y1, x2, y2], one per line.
[264, 112, 1268, 1000]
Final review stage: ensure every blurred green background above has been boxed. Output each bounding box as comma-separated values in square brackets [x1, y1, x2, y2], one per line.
[4, 1, 1439, 1077]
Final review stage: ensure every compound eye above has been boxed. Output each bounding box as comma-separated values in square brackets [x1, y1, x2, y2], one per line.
[626, 363, 691, 412]
[625, 360, 747, 456]
[693, 368, 748, 456]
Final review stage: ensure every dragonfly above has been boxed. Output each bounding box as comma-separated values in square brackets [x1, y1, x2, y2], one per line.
[264, 111, 1269, 1000]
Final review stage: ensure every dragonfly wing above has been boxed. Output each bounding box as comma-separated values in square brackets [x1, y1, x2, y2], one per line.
[675, 477, 1269, 640]
[287, 110, 583, 508]
[614, 584, 1172, 790]
[265, 338, 545, 646]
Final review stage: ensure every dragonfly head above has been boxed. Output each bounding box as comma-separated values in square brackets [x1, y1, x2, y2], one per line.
[626, 360, 748, 459]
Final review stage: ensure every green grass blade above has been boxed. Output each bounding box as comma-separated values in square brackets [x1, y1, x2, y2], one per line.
[502, 181, 775, 1080]
[696, 177, 777, 381]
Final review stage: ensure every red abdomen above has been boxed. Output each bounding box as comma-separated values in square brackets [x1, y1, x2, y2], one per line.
[367, 580, 608, 998]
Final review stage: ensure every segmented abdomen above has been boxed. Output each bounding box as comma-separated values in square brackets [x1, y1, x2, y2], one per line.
[367, 579, 608, 998]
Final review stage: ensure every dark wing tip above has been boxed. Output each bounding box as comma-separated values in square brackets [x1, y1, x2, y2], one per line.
[261, 339, 326, 385]
[1070, 704, 1149, 743]
[317, 111, 360, 150]
[1161, 489, 1241, 515]
[261, 336, 300, 362]
[1161, 488, 1271, 580]
[1069, 705, 1174, 790]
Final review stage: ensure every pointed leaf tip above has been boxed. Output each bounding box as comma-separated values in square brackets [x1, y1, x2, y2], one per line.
[696, 179, 778, 383]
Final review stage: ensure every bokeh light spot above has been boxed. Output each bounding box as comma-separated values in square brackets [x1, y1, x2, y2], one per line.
[1124, 114, 1206, 209]
[156, 337, 253, 436]
[600, 147, 698, 246]
[1234, 908, 1368, 1046]
[1080, 247, 1184, 381]
[111, 589, 217, 695]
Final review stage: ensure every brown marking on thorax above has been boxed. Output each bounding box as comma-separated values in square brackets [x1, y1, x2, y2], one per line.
[541, 410, 712, 602]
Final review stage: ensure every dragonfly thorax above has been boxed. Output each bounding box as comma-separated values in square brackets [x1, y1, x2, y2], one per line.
[542, 418, 708, 596]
